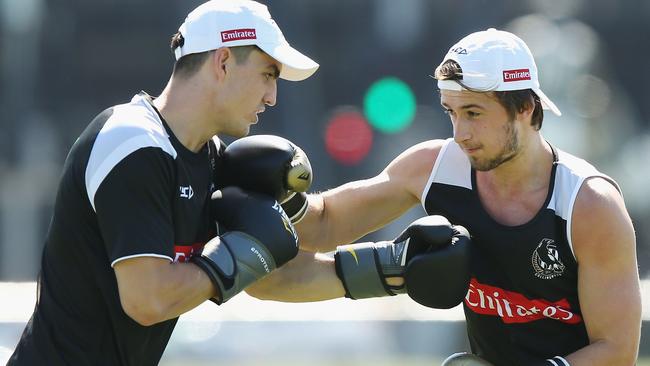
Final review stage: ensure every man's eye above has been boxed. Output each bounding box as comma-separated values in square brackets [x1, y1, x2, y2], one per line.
[467, 111, 480, 118]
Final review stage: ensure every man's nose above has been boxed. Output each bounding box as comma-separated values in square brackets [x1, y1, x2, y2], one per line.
[453, 119, 471, 144]
[264, 82, 277, 107]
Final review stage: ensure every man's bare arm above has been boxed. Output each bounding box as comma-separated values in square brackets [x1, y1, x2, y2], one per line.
[246, 140, 448, 301]
[114, 257, 217, 326]
[297, 139, 445, 253]
[564, 177, 641, 366]
[246, 251, 345, 302]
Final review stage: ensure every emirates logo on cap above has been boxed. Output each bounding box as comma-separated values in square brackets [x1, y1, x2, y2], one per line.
[221, 28, 257, 42]
[503, 69, 531, 82]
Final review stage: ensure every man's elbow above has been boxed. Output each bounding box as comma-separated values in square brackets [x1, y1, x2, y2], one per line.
[245, 277, 280, 301]
[120, 296, 166, 326]
[618, 344, 640, 366]
[613, 349, 639, 366]
[601, 338, 639, 366]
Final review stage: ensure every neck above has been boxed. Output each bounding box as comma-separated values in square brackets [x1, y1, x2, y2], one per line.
[476, 133, 553, 197]
[153, 75, 214, 153]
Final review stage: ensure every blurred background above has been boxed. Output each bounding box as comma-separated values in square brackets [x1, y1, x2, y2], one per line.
[1, 0, 649, 364]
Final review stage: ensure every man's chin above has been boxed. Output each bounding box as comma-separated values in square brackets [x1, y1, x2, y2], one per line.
[469, 157, 497, 172]
[235, 126, 251, 138]
[470, 153, 517, 172]
[220, 127, 250, 139]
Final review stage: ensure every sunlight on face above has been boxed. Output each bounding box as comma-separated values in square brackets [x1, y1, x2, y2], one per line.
[440, 89, 522, 171]
[471, 119, 520, 171]
[218, 49, 281, 137]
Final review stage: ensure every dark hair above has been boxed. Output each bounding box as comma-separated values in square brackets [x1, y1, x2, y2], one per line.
[169, 32, 262, 78]
[435, 60, 544, 130]
[494, 90, 544, 130]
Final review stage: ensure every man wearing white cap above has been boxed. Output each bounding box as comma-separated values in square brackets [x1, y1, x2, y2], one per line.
[246, 28, 641, 366]
[8, 1, 317, 365]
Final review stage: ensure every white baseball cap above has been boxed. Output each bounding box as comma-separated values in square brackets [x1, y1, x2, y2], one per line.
[436, 28, 561, 116]
[174, 0, 319, 81]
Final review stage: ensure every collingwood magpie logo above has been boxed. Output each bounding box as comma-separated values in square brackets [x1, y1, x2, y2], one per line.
[532, 238, 565, 279]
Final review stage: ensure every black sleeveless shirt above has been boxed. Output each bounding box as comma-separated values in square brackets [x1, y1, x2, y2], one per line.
[421, 139, 617, 365]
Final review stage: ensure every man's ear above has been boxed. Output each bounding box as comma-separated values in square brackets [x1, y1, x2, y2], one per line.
[213, 47, 232, 80]
[517, 96, 535, 122]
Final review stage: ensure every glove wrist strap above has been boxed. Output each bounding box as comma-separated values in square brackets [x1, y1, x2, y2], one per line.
[334, 241, 400, 299]
[192, 231, 277, 305]
[281, 192, 308, 224]
[541, 356, 570, 366]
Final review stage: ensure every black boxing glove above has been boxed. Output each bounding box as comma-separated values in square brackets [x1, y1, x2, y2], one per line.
[334, 216, 457, 299]
[191, 187, 299, 304]
[220, 135, 312, 223]
[405, 222, 471, 309]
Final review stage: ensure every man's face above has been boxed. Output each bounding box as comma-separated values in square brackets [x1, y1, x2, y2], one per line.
[218, 49, 281, 137]
[440, 89, 521, 171]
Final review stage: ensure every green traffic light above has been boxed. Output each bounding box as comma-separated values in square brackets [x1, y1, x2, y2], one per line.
[363, 77, 416, 134]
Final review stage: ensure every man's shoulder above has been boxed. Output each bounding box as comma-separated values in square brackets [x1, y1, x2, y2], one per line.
[413, 139, 448, 155]
[387, 139, 447, 178]
[555, 148, 603, 177]
[84, 95, 178, 209]
[575, 176, 624, 215]
[102, 96, 171, 148]
[78, 94, 172, 154]
[415, 138, 472, 191]
[88, 95, 177, 163]
[394, 139, 447, 167]
[572, 176, 631, 258]
[552, 147, 620, 203]
[386, 139, 450, 202]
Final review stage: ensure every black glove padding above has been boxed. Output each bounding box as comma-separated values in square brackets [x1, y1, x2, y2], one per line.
[405, 223, 470, 309]
[394, 215, 457, 262]
[192, 187, 299, 304]
[220, 135, 312, 223]
[441, 353, 494, 366]
[335, 215, 457, 299]
[210, 186, 299, 267]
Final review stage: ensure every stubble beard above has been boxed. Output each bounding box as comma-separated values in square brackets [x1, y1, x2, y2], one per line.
[469, 119, 521, 172]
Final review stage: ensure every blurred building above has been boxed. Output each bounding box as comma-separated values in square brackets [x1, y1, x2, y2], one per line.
[1, 0, 649, 363]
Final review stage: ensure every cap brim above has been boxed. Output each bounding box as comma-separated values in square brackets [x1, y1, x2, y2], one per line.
[258, 42, 319, 81]
[534, 88, 561, 116]
[437, 79, 464, 91]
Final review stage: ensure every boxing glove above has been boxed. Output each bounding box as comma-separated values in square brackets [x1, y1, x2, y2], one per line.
[334, 215, 457, 299]
[220, 135, 312, 223]
[441, 353, 494, 366]
[191, 187, 299, 304]
[405, 223, 471, 309]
